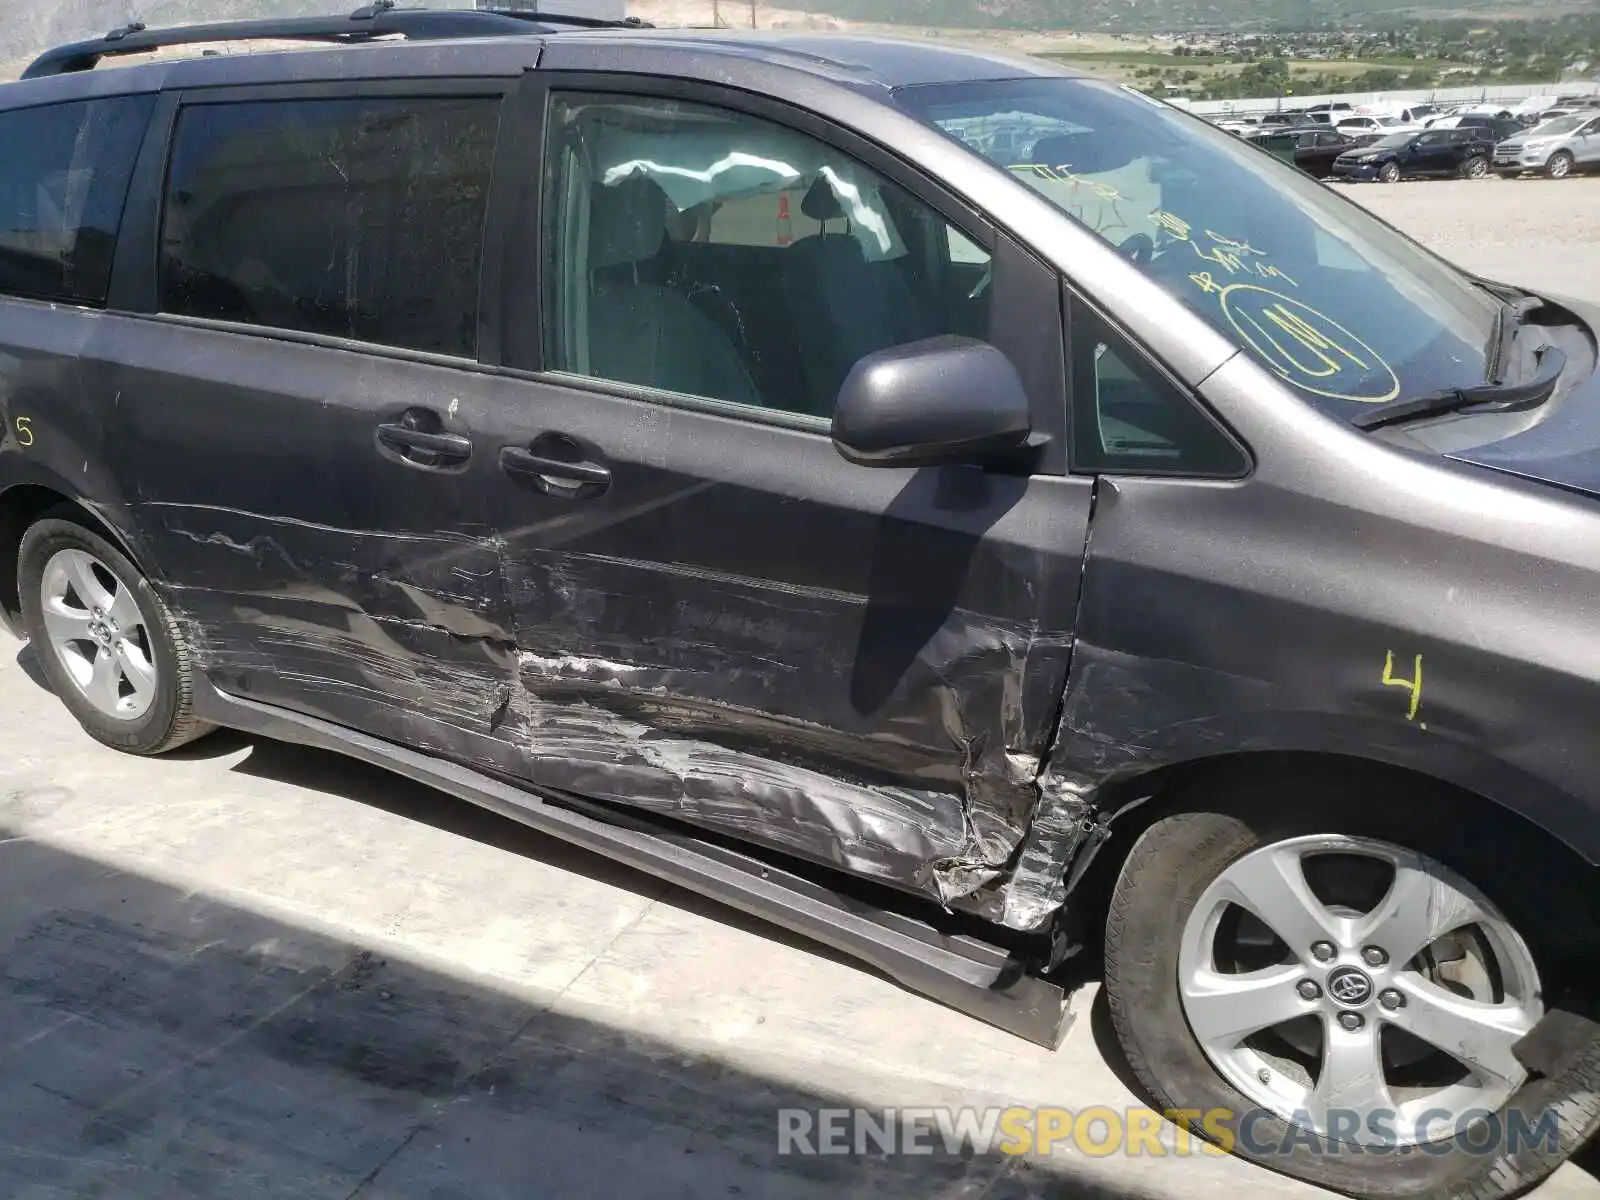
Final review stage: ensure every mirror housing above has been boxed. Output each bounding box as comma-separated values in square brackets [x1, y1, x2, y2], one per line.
[831, 336, 1032, 469]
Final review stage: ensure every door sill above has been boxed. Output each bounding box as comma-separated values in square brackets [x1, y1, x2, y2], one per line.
[192, 679, 1075, 1048]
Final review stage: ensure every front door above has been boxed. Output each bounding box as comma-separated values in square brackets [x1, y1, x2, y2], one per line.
[472, 82, 1091, 908]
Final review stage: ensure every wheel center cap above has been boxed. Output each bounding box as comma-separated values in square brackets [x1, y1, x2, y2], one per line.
[1326, 966, 1375, 1007]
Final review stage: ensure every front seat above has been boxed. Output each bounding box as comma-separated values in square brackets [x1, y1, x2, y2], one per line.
[585, 175, 760, 408]
[779, 177, 929, 417]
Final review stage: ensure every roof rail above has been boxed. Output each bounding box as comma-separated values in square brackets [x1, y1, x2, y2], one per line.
[21, 3, 652, 80]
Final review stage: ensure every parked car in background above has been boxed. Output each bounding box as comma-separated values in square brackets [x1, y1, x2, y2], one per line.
[1447, 112, 1525, 142]
[1302, 100, 1352, 124]
[1332, 127, 1496, 181]
[1335, 113, 1409, 139]
[1248, 125, 1358, 177]
[1494, 112, 1600, 178]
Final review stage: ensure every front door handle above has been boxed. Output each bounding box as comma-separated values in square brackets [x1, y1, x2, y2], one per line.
[500, 442, 611, 498]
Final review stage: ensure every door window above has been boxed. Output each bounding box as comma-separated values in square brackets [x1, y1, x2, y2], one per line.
[0, 94, 155, 306]
[1070, 303, 1247, 478]
[541, 92, 993, 419]
[159, 96, 500, 357]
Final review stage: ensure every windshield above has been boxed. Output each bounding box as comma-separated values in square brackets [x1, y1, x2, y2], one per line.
[1366, 134, 1416, 150]
[1531, 115, 1587, 136]
[895, 77, 1500, 414]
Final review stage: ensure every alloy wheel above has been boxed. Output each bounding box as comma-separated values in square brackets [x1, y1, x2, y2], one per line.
[1177, 834, 1542, 1146]
[38, 548, 158, 721]
[1549, 153, 1572, 179]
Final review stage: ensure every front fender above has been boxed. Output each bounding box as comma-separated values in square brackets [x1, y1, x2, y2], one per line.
[1048, 640, 1599, 868]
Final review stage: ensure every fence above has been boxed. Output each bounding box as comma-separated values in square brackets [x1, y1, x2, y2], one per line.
[1189, 81, 1600, 117]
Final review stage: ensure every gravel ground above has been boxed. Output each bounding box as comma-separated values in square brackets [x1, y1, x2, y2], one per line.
[1348, 174, 1600, 303]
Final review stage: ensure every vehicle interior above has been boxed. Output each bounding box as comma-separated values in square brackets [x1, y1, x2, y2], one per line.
[546, 96, 993, 417]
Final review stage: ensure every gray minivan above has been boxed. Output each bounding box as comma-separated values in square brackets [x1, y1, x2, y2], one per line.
[3, 10, 1600, 1199]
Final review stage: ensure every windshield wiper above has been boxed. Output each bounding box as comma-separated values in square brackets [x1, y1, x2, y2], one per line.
[1485, 294, 1544, 384]
[1352, 344, 1567, 432]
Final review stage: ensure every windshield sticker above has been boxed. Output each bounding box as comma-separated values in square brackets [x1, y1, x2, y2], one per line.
[1217, 285, 1401, 403]
[1009, 163, 1132, 240]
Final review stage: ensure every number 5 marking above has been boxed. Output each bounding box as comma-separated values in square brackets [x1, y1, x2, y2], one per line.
[13, 417, 33, 448]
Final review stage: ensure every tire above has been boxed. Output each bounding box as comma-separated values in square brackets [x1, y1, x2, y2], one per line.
[1377, 161, 1401, 183]
[1104, 776, 1600, 1199]
[1545, 151, 1574, 180]
[17, 513, 212, 755]
[1462, 156, 1489, 179]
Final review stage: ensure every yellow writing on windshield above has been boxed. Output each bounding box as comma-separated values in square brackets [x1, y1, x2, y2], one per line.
[1220, 285, 1400, 403]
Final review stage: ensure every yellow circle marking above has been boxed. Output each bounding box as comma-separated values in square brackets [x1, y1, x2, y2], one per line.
[1219, 284, 1400, 403]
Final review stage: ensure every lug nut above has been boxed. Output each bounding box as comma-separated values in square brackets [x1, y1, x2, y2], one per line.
[1297, 980, 1321, 1000]
[1257, 1068, 1272, 1084]
[1338, 1012, 1365, 1032]
[1362, 946, 1388, 967]
[1311, 941, 1337, 962]
[1379, 989, 1405, 1011]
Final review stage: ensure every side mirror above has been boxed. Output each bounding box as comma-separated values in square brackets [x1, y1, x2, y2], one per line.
[831, 336, 1032, 469]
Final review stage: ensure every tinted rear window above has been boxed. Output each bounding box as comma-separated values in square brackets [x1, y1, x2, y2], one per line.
[159, 96, 501, 357]
[0, 95, 155, 306]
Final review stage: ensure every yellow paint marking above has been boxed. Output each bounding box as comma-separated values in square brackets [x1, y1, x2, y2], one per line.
[1381, 651, 1423, 721]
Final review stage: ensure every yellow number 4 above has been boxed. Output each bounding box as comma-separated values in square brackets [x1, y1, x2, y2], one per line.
[1381, 651, 1423, 721]
[13, 416, 33, 448]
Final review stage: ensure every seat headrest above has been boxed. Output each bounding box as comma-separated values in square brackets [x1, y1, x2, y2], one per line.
[1029, 133, 1133, 176]
[800, 176, 846, 223]
[590, 174, 670, 271]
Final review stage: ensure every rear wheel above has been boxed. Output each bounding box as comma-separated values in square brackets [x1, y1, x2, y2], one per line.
[1377, 161, 1401, 183]
[17, 514, 212, 755]
[1546, 151, 1574, 179]
[1462, 156, 1489, 179]
[1104, 779, 1600, 1198]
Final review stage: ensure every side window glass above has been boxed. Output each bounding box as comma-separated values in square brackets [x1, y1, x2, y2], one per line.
[0, 94, 155, 305]
[542, 92, 993, 418]
[1070, 304, 1246, 478]
[160, 96, 500, 357]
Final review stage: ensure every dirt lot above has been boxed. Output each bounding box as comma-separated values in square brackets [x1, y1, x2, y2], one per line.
[1349, 174, 1600, 302]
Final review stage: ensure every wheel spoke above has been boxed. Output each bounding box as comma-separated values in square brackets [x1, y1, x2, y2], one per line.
[106, 584, 142, 634]
[65, 552, 114, 614]
[1388, 976, 1534, 1086]
[117, 641, 157, 703]
[1352, 857, 1481, 967]
[41, 599, 94, 647]
[85, 647, 124, 712]
[1180, 965, 1310, 1049]
[1215, 845, 1341, 955]
[1311, 1019, 1391, 1118]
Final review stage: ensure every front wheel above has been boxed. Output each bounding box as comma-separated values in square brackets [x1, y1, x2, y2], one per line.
[1104, 783, 1600, 1198]
[1462, 156, 1489, 179]
[17, 514, 212, 755]
[1377, 161, 1401, 183]
[1546, 151, 1574, 180]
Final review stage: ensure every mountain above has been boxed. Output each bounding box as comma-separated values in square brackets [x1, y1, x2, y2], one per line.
[791, 0, 1598, 31]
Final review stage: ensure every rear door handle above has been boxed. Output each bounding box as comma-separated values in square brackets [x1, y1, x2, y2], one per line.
[500, 443, 611, 498]
[377, 423, 473, 464]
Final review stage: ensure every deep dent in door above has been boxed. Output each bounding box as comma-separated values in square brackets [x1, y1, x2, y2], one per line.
[152, 495, 1101, 933]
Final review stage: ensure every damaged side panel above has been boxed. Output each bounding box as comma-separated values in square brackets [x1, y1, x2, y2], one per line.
[473, 375, 1095, 912]
[85, 316, 518, 755]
